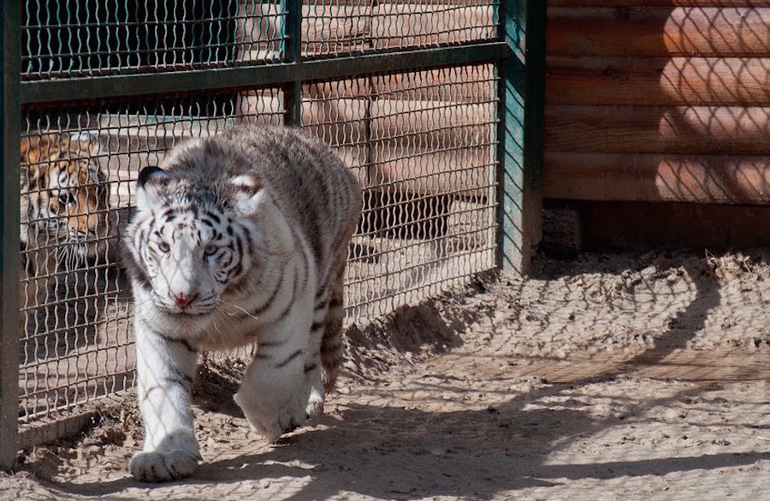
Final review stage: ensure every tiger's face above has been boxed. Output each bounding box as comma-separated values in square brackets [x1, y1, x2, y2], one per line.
[125, 166, 264, 318]
[135, 202, 238, 316]
[21, 133, 111, 267]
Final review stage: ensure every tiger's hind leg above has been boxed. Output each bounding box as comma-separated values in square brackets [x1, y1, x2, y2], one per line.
[235, 289, 314, 442]
[304, 260, 346, 419]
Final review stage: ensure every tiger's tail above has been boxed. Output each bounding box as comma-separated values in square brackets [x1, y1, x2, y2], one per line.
[320, 257, 347, 393]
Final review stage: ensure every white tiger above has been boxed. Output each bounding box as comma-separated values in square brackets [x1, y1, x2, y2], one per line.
[122, 125, 362, 482]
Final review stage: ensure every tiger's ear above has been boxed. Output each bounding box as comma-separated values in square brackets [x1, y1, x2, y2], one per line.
[69, 131, 99, 156]
[20, 135, 53, 189]
[136, 166, 170, 212]
[228, 172, 263, 215]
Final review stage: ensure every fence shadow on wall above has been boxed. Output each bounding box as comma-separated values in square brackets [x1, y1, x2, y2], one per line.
[544, 5, 770, 208]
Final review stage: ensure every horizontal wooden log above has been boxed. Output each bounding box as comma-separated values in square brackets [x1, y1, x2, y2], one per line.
[302, 5, 372, 56]
[548, 7, 770, 57]
[370, 147, 493, 196]
[547, 56, 770, 106]
[235, 93, 493, 195]
[333, 147, 370, 190]
[238, 4, 370, 56]
[370, 67, 495, 101]
[238, 92, 494, 148]
[305, 80, 371, 100]
[546, 105, 770, 154]
[370, 5, 495, 49]
[303, 97, 370, 146]
[544, 152, 770, 204]
[370, 100, 494, 149]
[238, 4, 494, 57]
[304, 67, 495, 102]
[237, 92, 372, 146]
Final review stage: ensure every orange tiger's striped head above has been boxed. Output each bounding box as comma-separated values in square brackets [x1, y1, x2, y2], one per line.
[20, 132, 111, 267]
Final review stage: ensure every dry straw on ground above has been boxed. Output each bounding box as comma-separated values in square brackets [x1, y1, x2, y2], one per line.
[3, 250, 770, 500]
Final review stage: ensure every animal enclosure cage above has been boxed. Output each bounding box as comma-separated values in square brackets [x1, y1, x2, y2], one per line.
[0, 0, 544, 466]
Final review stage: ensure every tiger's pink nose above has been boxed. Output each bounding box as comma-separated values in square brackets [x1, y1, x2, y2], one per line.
[172, 292, 195, 309]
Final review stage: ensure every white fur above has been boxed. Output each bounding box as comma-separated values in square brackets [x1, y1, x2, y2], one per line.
[127, 183, 322, 481]
[124, 125, 361, 483]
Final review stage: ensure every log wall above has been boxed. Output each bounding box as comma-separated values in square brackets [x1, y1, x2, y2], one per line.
[545, 1, 770, 205]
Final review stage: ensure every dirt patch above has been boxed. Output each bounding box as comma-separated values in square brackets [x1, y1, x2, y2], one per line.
[2, 250, 770, 500]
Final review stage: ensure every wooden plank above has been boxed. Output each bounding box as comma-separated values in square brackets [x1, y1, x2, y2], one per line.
[302, 68, 495, 102]
[371, 100, 494, 149]
[546, 105, 770, 154]
[583, 202, 770, 250]
[302, 97, 369, 146]
[302, 4, 372, 56]
[370, 146, 492, 196]
[547, 56, 770, 106]
[236, 2, 284, 57]
[544, 152, 770, 204]
[237, 4, 371, 58]
[18, 411, 98, 450]
[239, 3, 496, 57]
[239, 95, 494, 149]
[370, 67, 495, 102]
[370, 4, 495, 49]
[548, 7, 770, 57]
[305, 79, 371, 100]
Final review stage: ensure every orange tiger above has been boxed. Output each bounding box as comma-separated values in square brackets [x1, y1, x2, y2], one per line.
[19, 132, 111, 309]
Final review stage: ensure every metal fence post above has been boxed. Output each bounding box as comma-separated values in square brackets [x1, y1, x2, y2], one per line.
[282, 0, 302, 126]
[0, 1, 21, 470]
[496, 0, 545, 275]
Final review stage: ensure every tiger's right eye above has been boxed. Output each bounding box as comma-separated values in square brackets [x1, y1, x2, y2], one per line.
[158, 241, 170, 253]
[204, 243, 218, 256]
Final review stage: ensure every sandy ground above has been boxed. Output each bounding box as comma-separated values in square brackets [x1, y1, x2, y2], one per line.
[2, 250, 770, 500]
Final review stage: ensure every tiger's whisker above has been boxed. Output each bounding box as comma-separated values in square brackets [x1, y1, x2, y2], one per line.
[217, 298, 259, 321]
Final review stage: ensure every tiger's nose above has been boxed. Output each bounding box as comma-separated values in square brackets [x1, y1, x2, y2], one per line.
[171, 292, 196, 309]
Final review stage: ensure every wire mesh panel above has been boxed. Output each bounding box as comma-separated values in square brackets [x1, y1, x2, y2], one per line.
[21, 0, 501, 79]
[302, 1, 370, 57]
[369, 0, 498, 52]
[19, 119, 125, 424]
[311, 67, 500, 321]
[7, 0, 524, 448]
[22, 0, 286, 78]
[301, 0, 498, 59]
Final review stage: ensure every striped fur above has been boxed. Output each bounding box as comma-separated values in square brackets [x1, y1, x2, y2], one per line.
[20, 132, 110, 309]
[122, 125, 361, 482]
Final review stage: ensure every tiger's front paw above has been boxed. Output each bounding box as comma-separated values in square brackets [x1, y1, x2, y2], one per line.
[129, 432, 201, 482]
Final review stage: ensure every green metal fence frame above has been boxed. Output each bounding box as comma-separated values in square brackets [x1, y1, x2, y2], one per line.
[1, 0, 22, 472]
[0, 0, 544, 469]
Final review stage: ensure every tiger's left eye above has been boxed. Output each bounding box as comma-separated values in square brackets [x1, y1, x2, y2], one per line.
[204, 244, 218, 256]
[58, 192, 77, 206]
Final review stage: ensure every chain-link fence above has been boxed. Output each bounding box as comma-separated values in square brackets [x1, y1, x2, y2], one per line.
[0, 0, 543, 464]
